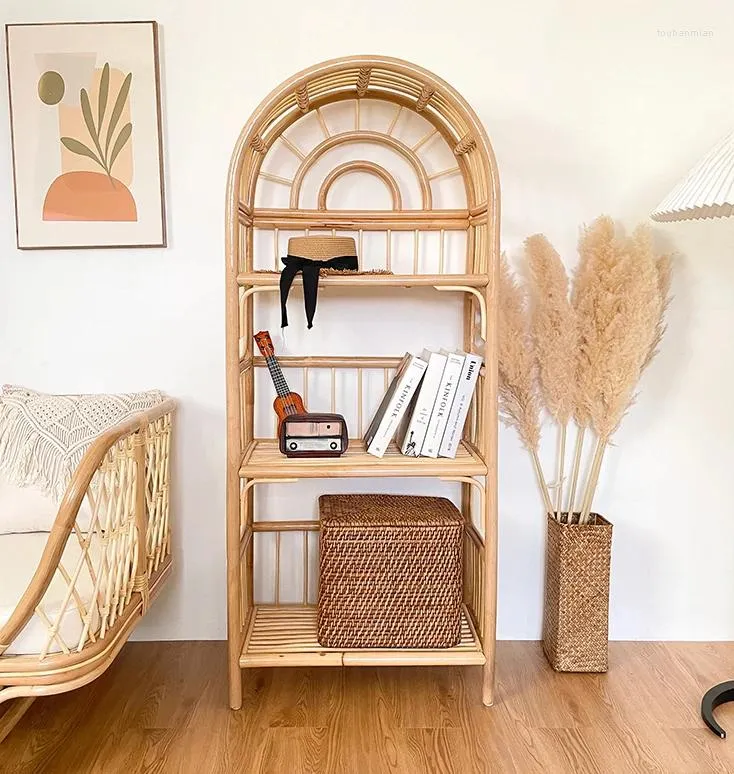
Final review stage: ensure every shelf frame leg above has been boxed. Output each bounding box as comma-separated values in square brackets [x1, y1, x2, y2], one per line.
[481, 218, 499, 707]
[481, 469, 497, 707]
[226, 227, 243, 712]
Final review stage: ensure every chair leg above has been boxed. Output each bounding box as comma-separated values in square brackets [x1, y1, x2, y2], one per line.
[0, 697, 35, 744]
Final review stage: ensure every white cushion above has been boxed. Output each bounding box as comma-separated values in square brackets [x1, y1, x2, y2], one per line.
[0, 532, 100, 655]
[0, 471, 92, 535]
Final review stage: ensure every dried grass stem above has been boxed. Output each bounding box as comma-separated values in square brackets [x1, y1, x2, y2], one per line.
[566, 425, 585, 515]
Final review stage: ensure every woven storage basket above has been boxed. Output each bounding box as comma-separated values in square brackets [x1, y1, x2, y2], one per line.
[318, 494, 463, 649]
[542, 513, 613, 672]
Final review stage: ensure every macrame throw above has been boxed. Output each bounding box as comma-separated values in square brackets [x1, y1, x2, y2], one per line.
[0, 385, 165, 500]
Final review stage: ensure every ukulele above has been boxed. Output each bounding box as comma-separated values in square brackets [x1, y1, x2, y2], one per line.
[254, 331, 306, 431]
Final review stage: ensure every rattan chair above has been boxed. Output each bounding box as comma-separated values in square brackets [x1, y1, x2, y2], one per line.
[0, 400, 174, 742]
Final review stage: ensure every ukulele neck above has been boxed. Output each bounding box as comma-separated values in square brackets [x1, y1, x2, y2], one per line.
[265, 355, 291, 399]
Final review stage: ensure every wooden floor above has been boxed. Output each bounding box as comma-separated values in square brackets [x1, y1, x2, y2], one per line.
[2, 641, 734, 773]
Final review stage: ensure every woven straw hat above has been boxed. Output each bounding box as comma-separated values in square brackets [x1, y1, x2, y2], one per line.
[287, 236, 357, 261]
[281, 236, 359, 329]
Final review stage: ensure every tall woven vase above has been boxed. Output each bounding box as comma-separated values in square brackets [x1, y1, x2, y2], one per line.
[542, 513, 613, 672]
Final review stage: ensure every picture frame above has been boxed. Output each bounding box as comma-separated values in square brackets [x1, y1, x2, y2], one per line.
[5, 21, 167, 249]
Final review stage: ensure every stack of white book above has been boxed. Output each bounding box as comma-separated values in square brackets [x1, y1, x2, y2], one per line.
[364, 349, 483, 459]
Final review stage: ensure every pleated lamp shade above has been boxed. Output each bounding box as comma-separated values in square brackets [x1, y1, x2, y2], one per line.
[651, 131, 734, 222]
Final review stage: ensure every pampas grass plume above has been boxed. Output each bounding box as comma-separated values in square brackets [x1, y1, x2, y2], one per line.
[575, 218, 667, 521]
[499, 253, 554, 513]
[573, 215, 617, 430]
[526, 234, 576, 425]
[642, 253, 673, 372]
[498, 253, 541, 451]
[576, 220, 661, 438]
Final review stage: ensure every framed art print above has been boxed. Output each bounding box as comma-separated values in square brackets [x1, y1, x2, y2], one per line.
[5, 21, 166, 249]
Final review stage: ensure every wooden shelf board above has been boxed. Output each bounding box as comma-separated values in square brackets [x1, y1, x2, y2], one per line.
[240, 605, 485, 668]
[244, 208, 472, 231]
[239, 439, 487, 479]
[237, 272, 488, 288]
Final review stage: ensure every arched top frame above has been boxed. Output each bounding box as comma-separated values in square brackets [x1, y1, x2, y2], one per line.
[226, 55, 500, 235]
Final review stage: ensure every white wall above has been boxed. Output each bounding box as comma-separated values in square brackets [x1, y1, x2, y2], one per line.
[1, 0, 733, 641]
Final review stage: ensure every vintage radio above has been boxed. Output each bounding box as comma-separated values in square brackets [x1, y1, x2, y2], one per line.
[279, 413, 349, 458]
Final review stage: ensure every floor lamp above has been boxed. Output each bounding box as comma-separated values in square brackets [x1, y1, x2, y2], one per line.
[651, 130, 734, 738]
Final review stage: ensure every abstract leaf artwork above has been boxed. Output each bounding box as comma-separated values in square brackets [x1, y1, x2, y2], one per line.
[42, 62, 135, 222]
[6, 22, 166, 248]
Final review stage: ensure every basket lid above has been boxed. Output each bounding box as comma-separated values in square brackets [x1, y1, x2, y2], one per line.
[319, 494, 462, 527]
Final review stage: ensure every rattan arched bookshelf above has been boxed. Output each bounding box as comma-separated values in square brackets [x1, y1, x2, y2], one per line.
[225, 55, 500, 709]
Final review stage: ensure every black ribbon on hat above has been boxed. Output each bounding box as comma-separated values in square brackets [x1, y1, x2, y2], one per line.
[279, 254, 358, 329]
